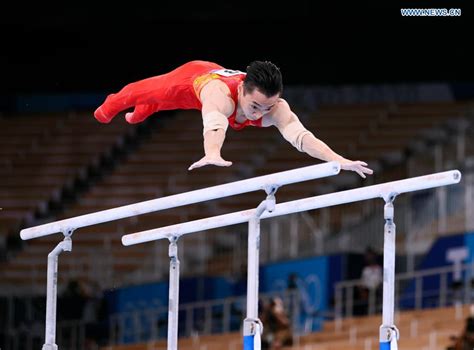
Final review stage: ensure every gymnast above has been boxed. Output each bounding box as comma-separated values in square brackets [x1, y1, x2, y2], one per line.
[94, 60, 373, 177]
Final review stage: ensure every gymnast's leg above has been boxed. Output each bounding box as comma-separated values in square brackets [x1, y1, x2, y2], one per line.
[94, 75, 168, 124]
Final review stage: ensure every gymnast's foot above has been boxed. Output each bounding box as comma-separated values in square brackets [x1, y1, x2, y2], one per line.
[94, 106, 114, 124]
[125, 112, 149, 124]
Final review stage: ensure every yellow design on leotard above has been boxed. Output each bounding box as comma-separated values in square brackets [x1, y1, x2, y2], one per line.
[193, 73, 221, 100]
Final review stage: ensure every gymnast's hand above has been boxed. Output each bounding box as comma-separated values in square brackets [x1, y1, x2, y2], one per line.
[188, 155, 233, 171]
[340, 160, 373, 179]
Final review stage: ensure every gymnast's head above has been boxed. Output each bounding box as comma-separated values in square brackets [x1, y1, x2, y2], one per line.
[238, 61, 283, 121]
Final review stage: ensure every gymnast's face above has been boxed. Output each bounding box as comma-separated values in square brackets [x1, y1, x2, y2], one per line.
[238, 84, 279, 121]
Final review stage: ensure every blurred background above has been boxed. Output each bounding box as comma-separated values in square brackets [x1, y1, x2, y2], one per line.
[1, 1, 474, 349]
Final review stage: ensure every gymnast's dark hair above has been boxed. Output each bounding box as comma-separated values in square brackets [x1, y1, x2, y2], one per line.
[244, 61, 283, 97]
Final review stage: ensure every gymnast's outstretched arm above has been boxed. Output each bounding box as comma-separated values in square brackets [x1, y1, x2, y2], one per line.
[188, 80, 235, 171]
[266, 99, 374, 179]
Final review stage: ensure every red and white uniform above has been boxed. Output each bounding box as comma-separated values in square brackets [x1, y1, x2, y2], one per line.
[94, 60, 263, 130]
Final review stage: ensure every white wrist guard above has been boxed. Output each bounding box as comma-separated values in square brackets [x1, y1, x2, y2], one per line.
[202, 111, 229, 136]
[280, 119, 313, 152]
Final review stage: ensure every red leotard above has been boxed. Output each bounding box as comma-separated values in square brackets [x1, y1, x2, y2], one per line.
[94, 60, 262, 130]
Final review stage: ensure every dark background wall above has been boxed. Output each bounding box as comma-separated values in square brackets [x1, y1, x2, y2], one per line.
[0, 1, 472, 95]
